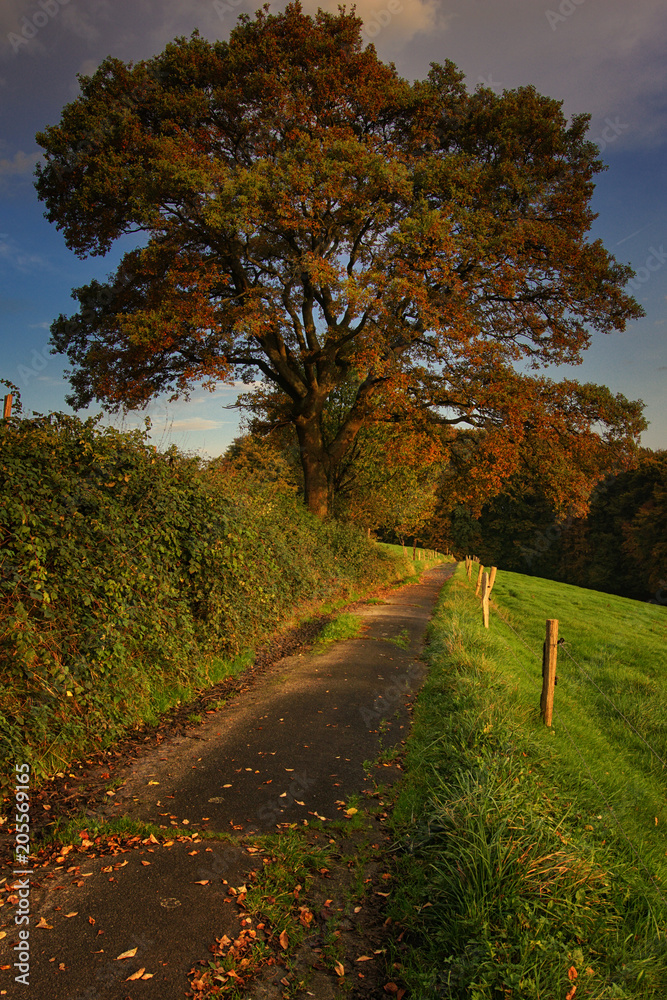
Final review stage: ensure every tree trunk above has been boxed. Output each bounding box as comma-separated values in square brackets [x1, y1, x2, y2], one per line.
[296, 418, 330, 518]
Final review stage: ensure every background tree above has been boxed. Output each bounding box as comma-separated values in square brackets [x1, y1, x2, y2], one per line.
[37, 2, 644, 517]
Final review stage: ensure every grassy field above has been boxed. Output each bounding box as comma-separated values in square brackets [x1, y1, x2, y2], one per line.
[390, 563, 667, 999]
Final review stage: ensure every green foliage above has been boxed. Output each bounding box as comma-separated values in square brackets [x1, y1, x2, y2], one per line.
[0, 413, 394, 787]
[311, 612, 363, 653]
[390, 566, 667, 998]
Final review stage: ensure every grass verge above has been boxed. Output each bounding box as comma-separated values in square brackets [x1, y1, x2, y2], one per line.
[389, 564, 667, 999]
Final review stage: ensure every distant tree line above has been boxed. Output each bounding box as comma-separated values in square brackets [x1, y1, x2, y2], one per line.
[437, 449, 666, 602]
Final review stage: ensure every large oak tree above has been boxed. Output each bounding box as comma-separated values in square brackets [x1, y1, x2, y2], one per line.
[36, 2, 645, 517]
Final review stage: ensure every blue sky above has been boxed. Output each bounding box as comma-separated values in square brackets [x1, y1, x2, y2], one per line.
[1, 0, 665, 456]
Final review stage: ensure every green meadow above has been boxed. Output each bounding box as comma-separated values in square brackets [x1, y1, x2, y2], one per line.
[391, 563, 667, 999]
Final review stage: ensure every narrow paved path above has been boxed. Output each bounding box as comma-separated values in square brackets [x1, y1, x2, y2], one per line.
[0, 562, 454, 999]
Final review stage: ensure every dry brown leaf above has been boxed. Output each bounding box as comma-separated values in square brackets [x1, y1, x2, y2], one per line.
[115, 948, 138, 961]
[279, 929, 289, 949]
[88, 917, 95, 926]
[64, 912, 78, 919]
[356, 955, 373, 962]
[566, 987, 577, 1000]
[126, 968, 146, 981]
[194, 880, 209, 885]
[334, 962, 345, 977]
[141, 973, 154, 980]
[36, 917, 52, 929]
[568, 967, 578, 981]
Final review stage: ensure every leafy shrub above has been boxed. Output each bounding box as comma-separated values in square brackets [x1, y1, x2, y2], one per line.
[0, 413, 393, 786]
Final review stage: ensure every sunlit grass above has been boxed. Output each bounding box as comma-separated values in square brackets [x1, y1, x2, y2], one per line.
[389, 564, 667, 999]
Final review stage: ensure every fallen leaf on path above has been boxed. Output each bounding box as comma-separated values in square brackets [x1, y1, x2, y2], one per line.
[36, 917, 52, 929]
[279, 929, 289, 949]
[126, 968, 146, 981]
[345, 808, 358, 816]
[141, 860, 151, 866]
[141, 973, 154, 980]
[64, 912, 78, 918]
[194, 880, 209, 885]
[356, 956, 373, 962]
[115, 948, 138, 960]
[334, 961, 345, 977]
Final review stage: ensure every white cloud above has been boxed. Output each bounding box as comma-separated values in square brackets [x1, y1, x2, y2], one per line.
[169, 417, 223, 431]
[0, 148, 41, 178]
[0, 234, 51, 273]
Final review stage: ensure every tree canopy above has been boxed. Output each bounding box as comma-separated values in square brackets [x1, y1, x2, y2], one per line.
[36, 2, 645, 516]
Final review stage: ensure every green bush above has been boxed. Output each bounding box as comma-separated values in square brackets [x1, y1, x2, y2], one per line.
[0, 413, 393, 786]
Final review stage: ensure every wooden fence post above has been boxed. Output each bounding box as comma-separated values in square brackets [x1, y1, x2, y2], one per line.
[475, 563, 484, 596]
[488, 567, 497, 594]
[466, 557, 472, 580]
[540, 619, 559, 726]
[3, 394, 12, 420]
[481, 572, 490, 628]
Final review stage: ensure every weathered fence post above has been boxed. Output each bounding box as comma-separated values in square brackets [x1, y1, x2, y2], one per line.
[3, 394, 12, 420]
[466, 557, 472, 580]
[488, 566, 497, 594]
[481, 572, 490, 628]
[475, 563, 484, 596]
[540, 619, 559, 726]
